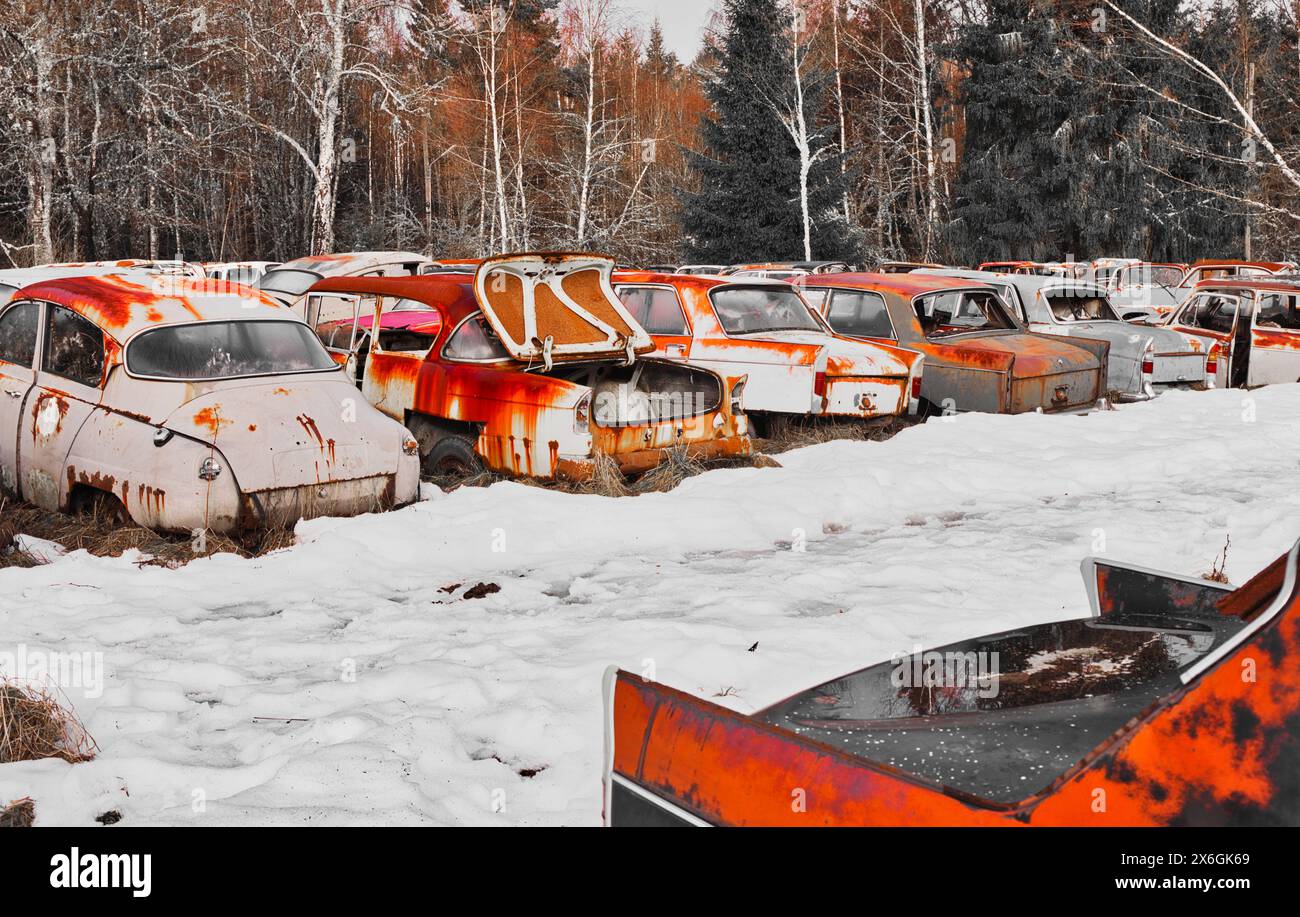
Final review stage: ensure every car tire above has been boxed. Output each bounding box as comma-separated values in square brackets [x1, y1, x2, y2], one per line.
[423, 435, 485, 478]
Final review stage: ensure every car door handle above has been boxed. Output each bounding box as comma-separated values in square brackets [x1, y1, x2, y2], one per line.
[3, 389, 22, 399]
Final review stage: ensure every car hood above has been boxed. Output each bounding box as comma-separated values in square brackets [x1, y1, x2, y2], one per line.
[160, 375, 409, 493]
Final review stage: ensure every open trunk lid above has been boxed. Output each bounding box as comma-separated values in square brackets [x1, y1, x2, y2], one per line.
[475, 253, 654, 366]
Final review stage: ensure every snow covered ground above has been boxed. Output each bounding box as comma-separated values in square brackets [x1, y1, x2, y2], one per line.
[2, 384, 1299, 826]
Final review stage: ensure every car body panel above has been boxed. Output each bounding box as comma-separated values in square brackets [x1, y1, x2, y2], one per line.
[0, 276, 418, 533]
[603, 539, 1300, 826]
[803, 273, 1105, 414]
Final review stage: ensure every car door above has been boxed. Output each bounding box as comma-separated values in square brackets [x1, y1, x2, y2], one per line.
[1171, 292, 1242, 387]
[614, 284, 693, 360]
[0, 301, 42, 495]
[1249, 292, 1300, 385]
[17, 303, 107, 511]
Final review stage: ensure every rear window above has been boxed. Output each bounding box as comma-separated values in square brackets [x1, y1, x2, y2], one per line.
[443, 314, 511, 361]
[1256, 294, 1300, 331]
[822, 289, 895, 339]
[127, 320, 338, 380]
[257, 268, 323, 297]
[914, 289, 1015, 337]
[616, 286, 688, 334]
[710, 287, 822, 334]
[1044, 291, 1120, 322]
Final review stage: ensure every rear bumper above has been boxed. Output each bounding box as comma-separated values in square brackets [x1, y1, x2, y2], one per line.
[237, 474, 403, 531]
[558, 431, 753, 480]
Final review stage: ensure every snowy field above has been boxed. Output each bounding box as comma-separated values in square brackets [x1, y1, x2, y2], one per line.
[3, 384, 1299, 826]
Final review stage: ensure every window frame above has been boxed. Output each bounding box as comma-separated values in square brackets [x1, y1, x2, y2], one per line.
[439, 312, 515, 364]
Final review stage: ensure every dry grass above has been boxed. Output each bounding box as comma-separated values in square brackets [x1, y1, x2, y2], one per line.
[0, 797, 35, 827]
[1203, 535, 1232, 584]
[0, 679, 98, 765]
[754, 414, 906, 455]
[0, 497, 294, 569]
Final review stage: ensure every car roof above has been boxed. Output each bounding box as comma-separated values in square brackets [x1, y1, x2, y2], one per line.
[276, 251, 429, 275]
[1194, 277, 1300, 295]
[1187, 259, 1291, 271]
[801, 271, 991, 297]
[12, 274, 295, 341]
[307, 274, 482, 324]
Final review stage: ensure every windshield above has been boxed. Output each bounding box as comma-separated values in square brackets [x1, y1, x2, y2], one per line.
[1044, 290, 1121, 322]
[914, 289, 1015, 337]
[257, 268, 323, 297]
[1120, 265, 1182, 288]
[821, 289, 895, 338]
[127, 320, 338, 380]
[710, 287, 823, 334]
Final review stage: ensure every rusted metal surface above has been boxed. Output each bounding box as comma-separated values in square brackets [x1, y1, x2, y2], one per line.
[1170, 279, 1300, 387]
[803, 273, 1105, 415]
[0, 275, 419, 534]
[604, 541, 1300, 826]
[307, 269, 751, 481]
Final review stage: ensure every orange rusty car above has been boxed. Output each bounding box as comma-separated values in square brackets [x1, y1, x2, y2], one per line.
[603, 538, 1300, 826]
[612, 271, 925, 429]
[1167, 276, 1300, 388]
[303, 253, 751, 480]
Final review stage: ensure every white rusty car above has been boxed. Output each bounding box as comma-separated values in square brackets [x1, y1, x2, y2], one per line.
[0, 274, 419, 534]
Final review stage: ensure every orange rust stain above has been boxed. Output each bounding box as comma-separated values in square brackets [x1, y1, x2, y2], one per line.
[296, 414, 325, 451]
[248, 423, 258, 432]
[193, 406, 232, 435]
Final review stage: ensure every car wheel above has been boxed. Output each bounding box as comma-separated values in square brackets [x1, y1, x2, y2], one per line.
[423, 435, 485, 479]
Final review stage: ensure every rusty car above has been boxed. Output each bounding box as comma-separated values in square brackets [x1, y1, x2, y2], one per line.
[611, 271, 925, 429]
[928, 269, 1211, 400]
[603, 538, 1300, 826]
[1166, 276, 1300, 388]
[303, 253, 751, 480]
[0, 274, 420, 534]
[257, 251, 432, 315]
[797, 273, 1107, 415]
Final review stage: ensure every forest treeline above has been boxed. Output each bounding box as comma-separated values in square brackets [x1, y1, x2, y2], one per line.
[1, 0, 1297, 268]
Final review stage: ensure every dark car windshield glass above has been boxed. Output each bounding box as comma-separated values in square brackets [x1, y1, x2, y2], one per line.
[914, 289, 1015, 337]
[127, 320, 338, 379]
[257, 268, 323, 297]
[710, 287, 822, 334]
[822, 289, 895, 339]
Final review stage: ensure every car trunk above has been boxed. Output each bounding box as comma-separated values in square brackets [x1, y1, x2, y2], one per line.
[476, 253, 653, 365]
[160, 375, 401, 504]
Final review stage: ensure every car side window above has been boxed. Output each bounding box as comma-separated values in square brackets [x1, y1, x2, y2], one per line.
[616, 286, 688, 335]
[443, 314, 511, 361]
[1257, 294, 1300, 331]
[0, 302, 41, 368]
[43, 304, 105, 387]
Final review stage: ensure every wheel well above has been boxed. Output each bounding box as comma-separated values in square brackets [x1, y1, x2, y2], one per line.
[67, 483, 127, 517]
[404, 412, 482, 457]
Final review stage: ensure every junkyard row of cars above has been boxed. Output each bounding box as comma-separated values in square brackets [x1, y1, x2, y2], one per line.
[2, 251, 1298, 539]
[2, 249, 1298, 828]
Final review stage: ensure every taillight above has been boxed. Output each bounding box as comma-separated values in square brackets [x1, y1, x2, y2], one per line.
[1206, 343, 1219, 385]
[911, 374, 923, 400]
[730, 377, 747, 414]
[813, 371, 827, 398]
[573, 392, 591, 434]
[1141, 344, 1154, 378]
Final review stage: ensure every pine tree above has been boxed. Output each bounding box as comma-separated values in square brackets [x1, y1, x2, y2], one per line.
[679, 0, 857, 263]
